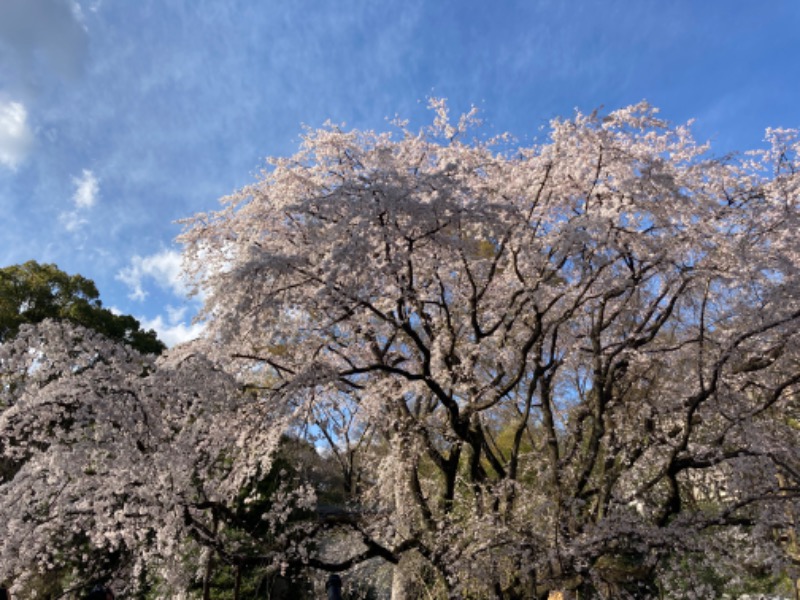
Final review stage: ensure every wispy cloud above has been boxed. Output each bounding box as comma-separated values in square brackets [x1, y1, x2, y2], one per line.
[72, 168, 99, 208]
[111, 303, 204, 348]
[116, 250, 204, 346]
[0, 99, 34, 169]
[59, 211, 88, 232]
[117, 249, 188, 301]
[59, 167, 99, 231]
[140, 305, 205, 347]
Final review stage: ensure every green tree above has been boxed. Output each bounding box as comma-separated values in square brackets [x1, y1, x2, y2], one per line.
[0, 260, 164, 354]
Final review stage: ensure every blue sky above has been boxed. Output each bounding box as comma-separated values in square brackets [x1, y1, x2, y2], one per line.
[1, 0, 798, 346]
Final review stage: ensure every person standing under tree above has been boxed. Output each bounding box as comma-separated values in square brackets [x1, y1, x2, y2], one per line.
[326, 574, 343, 600]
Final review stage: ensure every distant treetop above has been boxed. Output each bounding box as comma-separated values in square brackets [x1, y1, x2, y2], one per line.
[0, 260, 165, 354]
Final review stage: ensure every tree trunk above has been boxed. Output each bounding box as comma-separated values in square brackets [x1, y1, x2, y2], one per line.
[233, 564, 242, 600]
[202, 518, 219, 600]
[202, 549, 215, 600]
[391, 565, 410, 600]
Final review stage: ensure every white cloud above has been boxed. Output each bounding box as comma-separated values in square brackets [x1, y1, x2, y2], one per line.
[68, 0, 88, 27]
[140, 307, 205, 348]
[72, 168, 99, 208]
[59, 167, 99, 231]
[0, 99, 34, 169]
[117, 253, 204, 346]
[165, 305, 189, 324]
[59, 211, 88, 232]
[117, 249, 188, 301]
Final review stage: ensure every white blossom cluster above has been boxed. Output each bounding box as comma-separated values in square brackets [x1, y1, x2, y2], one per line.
[179, 102, 800, 598]
[0, 321, 301, 596]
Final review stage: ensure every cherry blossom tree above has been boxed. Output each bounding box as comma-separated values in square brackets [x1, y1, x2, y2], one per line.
[3, 104, 796, 599]
[180, 102, 800, 598]
[0, 320, 315, 598]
